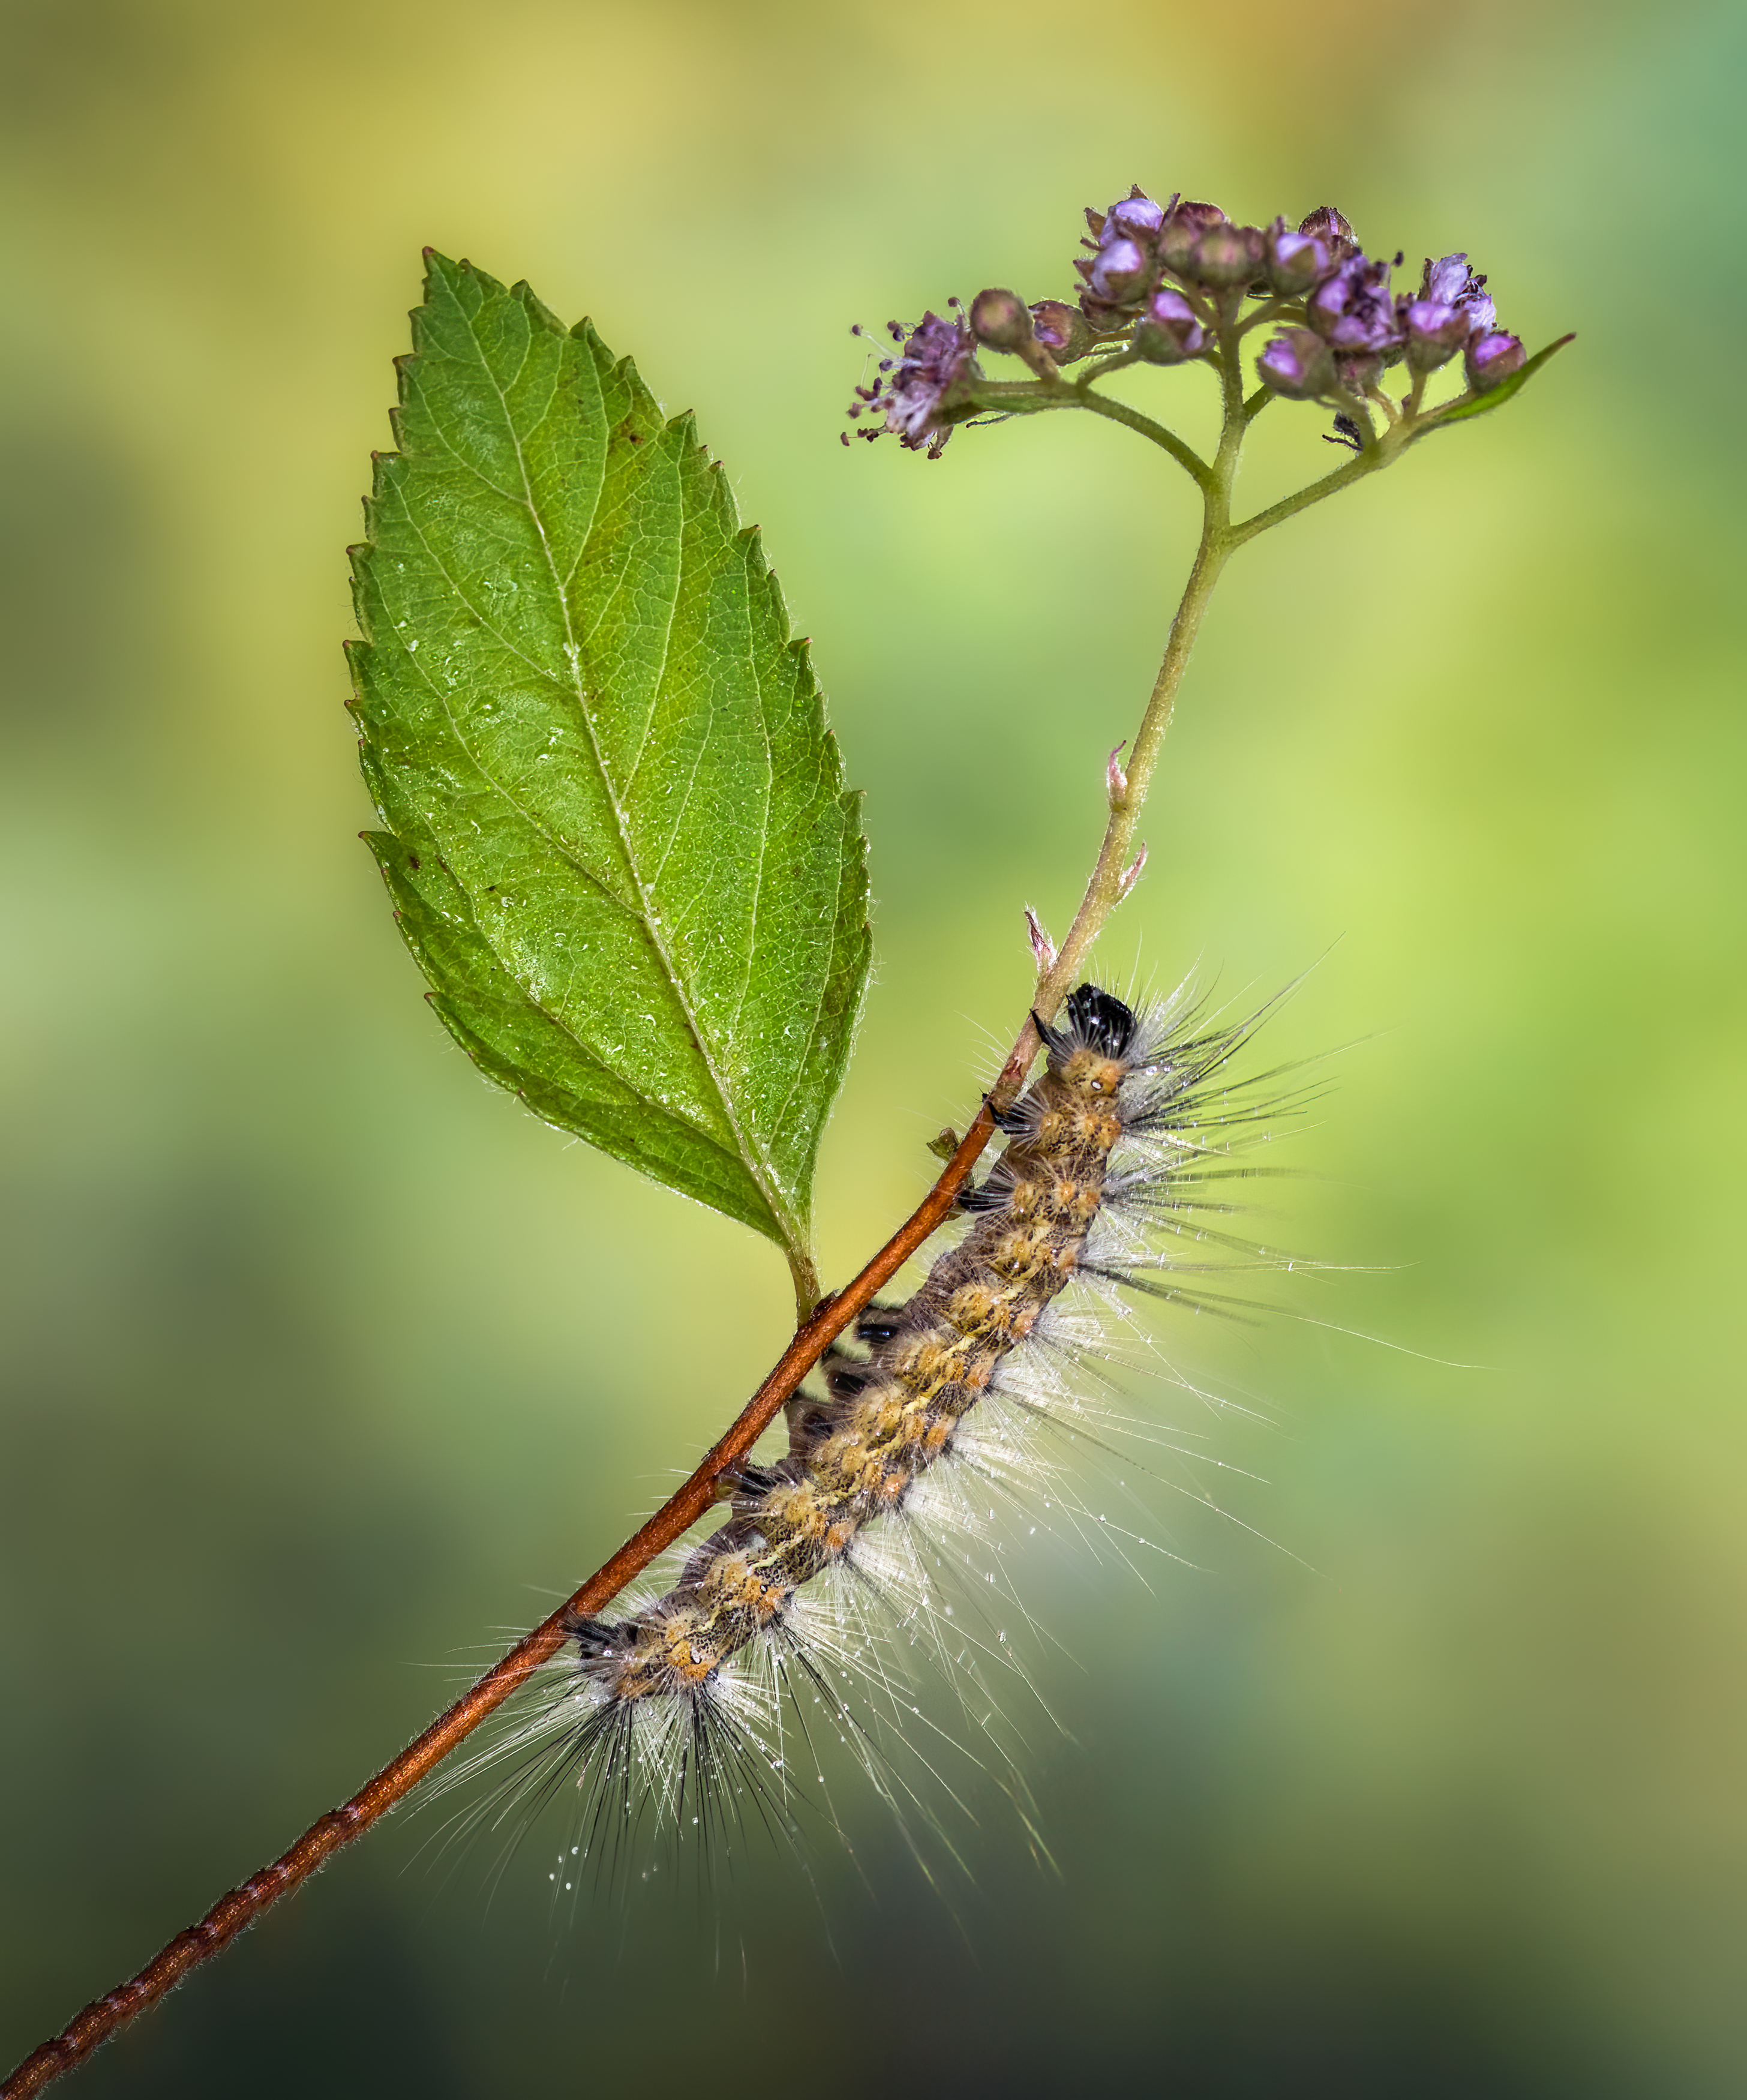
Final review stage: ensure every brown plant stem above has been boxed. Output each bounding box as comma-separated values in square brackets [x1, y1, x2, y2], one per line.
[0, 1094, 1008, 2100]
[7, 992, 1098, 2098]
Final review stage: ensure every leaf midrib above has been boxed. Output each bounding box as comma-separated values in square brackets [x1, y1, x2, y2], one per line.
[446, 295, 805, 1255]
[392, 432, 754, 1182]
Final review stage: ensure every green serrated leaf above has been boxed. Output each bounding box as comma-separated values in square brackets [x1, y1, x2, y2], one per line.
[347, 253, 871, 1273]
[1419, 332, 1577, 433]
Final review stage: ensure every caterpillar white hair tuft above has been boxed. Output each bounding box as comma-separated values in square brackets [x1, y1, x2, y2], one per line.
[434, 977, 1313, 1882]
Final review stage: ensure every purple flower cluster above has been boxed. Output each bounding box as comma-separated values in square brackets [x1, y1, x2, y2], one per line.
[1256, 232, 1523, 402]
[1400, 251, 1524, 392]
[848, 187, 1531, 455]
[1074, 187, 1526, 407]
[1074, 188, 1250, 333]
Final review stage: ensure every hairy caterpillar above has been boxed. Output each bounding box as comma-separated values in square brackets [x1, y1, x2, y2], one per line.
[439, 977, 1300, 1875]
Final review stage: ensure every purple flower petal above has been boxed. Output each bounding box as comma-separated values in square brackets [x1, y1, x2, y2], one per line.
[1089, 236, 1151, 302]
[1134, 287, 1206, 364]
[1107, 188, 1167, 238]
[1307, 255, 1404, 356]
[878, 310, 978, 453]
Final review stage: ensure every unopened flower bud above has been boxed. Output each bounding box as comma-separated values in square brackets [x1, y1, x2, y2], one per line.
[1159, 199, 1228, 274]
[1029, 299, 1094, 363]
[1461, 287, 1497, 336]
[1257, 326, 1335, 398]
[1466, 329, 1526, 392]
[1264, 218, 1331, 296]
[1133, 287, 1205, 364]
[1107, 186, 1168, 240]
[1182, 220, 1266, 289]
[1401, 299, 1470, 371]
[1298, 206, 1358, 263]
[1088, 236, 1152, 304]
[969, 287, 1034, 352]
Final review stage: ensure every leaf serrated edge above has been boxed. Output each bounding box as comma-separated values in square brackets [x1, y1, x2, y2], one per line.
[350, 252, 869, 1292]
[365, 826, 788, 1239]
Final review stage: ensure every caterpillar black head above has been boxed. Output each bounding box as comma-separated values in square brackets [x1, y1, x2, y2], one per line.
[1065, 983, 1138, 1059]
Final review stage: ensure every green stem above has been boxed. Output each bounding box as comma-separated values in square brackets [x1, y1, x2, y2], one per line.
[1235, 295, 1286, 338]
[1030, 515, 1229, 1017]
[1031, 323, 1419, 997]
[959, 377, 1211, 490]
[1021, 341, 1250, 1016]
[1076, 347, 1145, 384]
[785, 1248, 822, 1324]
[1226, 434, 1392, 548]
[1073, 389, 1212, 487]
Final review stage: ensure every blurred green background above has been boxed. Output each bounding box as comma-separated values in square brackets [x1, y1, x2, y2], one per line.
[2, 0, 1742, 2092]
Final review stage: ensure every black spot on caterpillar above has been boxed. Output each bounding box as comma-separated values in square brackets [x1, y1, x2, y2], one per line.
[433, 980, 1307, 1883]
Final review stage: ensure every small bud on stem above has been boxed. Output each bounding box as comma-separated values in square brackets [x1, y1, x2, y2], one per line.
[1029, 300, 1094, 364]
[971, 286, 1059, 380]
[1467, 329, 1526, 392]
[969, 287, 1032, 351]
[1298, 205, 1358, 263]
[1264, 217, 1330, 296]
[1257, 326, 1336, 399]
[1134, 289, 1206, 364]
